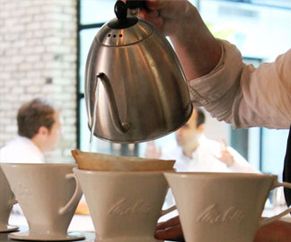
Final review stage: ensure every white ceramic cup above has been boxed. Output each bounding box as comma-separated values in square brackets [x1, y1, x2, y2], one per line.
[1, 163, 83, 240]
[164, 172, 291, 242]
[0, 167, 17, 232]
[73, 168, 169, 242]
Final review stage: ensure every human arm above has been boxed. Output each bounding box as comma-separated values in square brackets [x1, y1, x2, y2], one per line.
[155, 217, 291, 242]
[217, 140, 259, 173]
[155, 216, 185, 242]
[190, 43, 291, 129]
[254, 220, 291, 242]
[138, 0, 291, 128]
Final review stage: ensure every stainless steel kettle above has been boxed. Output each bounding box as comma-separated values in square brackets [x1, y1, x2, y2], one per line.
[85, 0, 192, 143]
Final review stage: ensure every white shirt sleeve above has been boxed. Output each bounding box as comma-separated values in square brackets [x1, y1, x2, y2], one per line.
[0, 137, 45, 163]
[189, 40, 291, 129]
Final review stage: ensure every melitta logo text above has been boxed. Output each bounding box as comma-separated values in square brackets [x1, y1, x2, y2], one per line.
[108, 198, 151, 215]
[196, 204, 245, 224]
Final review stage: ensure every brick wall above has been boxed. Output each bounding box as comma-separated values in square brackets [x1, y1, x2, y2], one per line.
[0, 0, 77, 162]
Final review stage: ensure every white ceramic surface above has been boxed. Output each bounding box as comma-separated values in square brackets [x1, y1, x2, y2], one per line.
[1, 163, 82, 238]
[0, 167, 17, 233]
[8, 231, 84, 241]
[74, 168, 168, 242]
[164, 172, 291, 242]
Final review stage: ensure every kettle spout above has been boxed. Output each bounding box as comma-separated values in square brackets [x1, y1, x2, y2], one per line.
[92, 73, 130, 134]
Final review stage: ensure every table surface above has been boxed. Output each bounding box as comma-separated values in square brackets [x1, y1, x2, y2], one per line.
[0, 229, 96, 242]
[3, 206, 290, 242]
[4, 215, 167, 242]
[0, 228, 166, 242]
[9, 214, 95, 233]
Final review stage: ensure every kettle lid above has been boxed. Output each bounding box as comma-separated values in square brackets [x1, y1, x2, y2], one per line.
[97, 1, 153, 47]
[97, 19, 152, 47]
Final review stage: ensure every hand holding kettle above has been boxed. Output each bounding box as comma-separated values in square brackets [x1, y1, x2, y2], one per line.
[136, 0, 222, 80]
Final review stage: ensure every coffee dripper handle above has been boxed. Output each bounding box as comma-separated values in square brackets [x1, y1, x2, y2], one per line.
[259, 181, 291, 226]
[59, 173, 82, 215]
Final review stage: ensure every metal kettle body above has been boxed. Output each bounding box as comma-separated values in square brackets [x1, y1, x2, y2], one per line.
[85, 15, 192, 143]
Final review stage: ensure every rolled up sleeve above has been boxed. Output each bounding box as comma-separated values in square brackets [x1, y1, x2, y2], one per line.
[189, 40, 291, 129]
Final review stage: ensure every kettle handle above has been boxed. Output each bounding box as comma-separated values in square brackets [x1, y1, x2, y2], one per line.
[126, 1, 147, 9]
[94, 73, 130, 133]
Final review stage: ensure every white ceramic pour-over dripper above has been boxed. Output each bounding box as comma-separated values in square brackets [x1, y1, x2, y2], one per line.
[1, 163, 84, 241]
[0, 167, 18, 233]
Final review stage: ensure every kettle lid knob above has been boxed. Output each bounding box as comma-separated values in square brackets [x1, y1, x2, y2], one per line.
[114, 0, 147, 21]
[109, 0, 148, 29]
[114, 1, 127, 21]
[108, 0, 139, 29]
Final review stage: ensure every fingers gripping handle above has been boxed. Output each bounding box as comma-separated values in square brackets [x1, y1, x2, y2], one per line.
[126, 1, 147, 9]
[260, 181, 291, 226]
[59, 173, 82, 215]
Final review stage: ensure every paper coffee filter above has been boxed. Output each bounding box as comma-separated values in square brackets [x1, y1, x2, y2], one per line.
[71, 149, 175, 171]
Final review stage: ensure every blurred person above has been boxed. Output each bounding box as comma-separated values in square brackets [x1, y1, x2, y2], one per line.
[0, 98, 61, 163]
[136, 1, 291, 241]
[146, 108, 258, 219]
[0, 98, 61, 216]
[146, 108, 258, 174]
[0, 98, 88, 216]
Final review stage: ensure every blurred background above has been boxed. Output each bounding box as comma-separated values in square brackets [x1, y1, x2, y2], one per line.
[0, 0, 290, 180]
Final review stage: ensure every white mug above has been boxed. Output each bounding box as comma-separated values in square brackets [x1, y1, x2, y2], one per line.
[164, 172, 291, 242]
[1, 163, 83, 241]
[74, 168, 169, 242]
[0, 167, 17, 232]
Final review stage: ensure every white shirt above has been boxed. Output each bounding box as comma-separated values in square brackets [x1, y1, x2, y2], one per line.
[0, 136, 45, 163]
[189, 40, 291, 129]
[161, 135, 258, 173]
[160, 135, 258, 211]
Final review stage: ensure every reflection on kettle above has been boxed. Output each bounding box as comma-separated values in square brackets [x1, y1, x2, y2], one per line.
[85, 0, 192, 143]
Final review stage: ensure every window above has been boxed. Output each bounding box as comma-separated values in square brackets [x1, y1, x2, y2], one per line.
[77, 1, 291, 175]
[199, 0, 291, 176]
[78, 0, 115, 153]
[77, 0, 140, 155]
